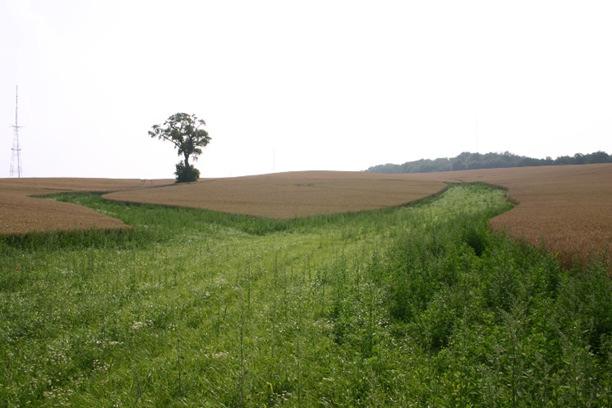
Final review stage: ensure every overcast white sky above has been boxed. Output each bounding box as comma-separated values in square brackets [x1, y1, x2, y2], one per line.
[1, 0, 611, 178]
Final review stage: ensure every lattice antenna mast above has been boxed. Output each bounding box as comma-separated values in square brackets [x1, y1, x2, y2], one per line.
[9, 85, 23, 178]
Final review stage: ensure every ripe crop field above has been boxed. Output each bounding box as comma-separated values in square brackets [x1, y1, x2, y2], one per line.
[104, 171, 446, 219]
[1, 184, 610, 406]
[421, 164, 612, 268]
[2, 165, 611, 268]
[0, 178, 171, 235]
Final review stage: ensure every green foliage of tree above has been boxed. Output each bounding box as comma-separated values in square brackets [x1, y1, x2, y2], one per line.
[368, 150, 612, 173]
[149, 113, 211, 182]
[175, 162, 200, 182]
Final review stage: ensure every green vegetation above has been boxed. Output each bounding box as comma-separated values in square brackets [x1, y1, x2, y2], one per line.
[149, 112, 211, 182]
[368, 150, 612, 173]
[1, 185, 610, 406]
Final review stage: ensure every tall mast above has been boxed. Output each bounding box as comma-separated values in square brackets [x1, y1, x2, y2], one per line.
[9, 85, 23, 178]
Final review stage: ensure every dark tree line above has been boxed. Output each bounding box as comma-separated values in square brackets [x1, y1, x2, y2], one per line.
[367, 151, 612, 174]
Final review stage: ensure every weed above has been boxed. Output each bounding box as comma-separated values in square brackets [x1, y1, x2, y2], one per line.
[0, 185, 609, 406]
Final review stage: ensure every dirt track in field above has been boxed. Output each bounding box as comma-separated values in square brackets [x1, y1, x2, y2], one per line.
[0, 178, 171, 235]
[104, 171, 446, 219]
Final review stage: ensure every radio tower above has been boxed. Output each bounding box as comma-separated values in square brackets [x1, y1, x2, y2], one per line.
[9, 85, 23, 178]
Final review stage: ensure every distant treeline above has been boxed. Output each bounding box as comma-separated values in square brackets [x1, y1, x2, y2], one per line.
[367, 151, 612, 173]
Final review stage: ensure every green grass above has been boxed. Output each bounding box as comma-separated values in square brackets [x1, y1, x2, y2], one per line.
[0, 184, 610, 406]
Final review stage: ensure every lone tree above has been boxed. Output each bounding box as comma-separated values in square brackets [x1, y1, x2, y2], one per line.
[149, 113, 211, 182]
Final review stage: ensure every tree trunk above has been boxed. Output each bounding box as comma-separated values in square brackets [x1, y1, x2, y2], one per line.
[184, 154, 190, 168]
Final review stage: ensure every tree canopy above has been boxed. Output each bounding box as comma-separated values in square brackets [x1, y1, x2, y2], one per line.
[367, 151, 612, 173]
[149, 113, 211, 182]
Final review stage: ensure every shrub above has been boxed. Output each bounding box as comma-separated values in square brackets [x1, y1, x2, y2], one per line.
[175, 162, 200, 182]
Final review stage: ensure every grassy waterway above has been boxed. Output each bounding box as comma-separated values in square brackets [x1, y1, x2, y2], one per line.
[1, 184, 610, 406]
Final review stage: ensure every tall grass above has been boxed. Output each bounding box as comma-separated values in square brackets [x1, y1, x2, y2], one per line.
[0, 184, 609, 406]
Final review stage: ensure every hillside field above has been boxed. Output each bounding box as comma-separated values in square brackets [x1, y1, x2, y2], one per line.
[2, 165, 611, 267]
[104, 165, 612, 268]
[1, 184, 610, 406]
[423, 164, 612, 268]
[2, 165, 611, 268]
[0, 178, 171, 235]
[104, 171, 446, 219]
